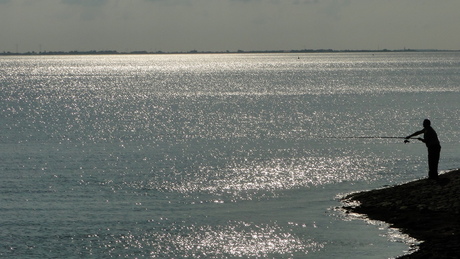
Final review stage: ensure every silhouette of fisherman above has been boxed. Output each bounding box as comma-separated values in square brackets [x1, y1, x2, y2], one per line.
[405, 119, 441, 179]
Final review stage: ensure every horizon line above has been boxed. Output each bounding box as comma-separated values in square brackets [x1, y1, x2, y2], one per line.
[2, 48, 460, 56]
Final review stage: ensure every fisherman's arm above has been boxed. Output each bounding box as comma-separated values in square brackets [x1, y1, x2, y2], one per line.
[405, 129, 424, 139]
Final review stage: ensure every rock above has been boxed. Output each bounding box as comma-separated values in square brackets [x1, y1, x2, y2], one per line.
[342, 169, 460, 258]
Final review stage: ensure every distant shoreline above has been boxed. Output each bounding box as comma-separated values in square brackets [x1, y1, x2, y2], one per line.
[2, 49, 460, 56]
[343, 169, 460, 258]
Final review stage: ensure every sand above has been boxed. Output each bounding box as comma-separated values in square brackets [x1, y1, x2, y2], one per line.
[343, 169, 460, 258]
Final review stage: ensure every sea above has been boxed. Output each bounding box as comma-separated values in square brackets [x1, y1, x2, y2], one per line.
[1, 52, 459, 258]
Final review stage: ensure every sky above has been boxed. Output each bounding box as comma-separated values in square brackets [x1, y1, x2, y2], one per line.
[1, 0, 459, 53]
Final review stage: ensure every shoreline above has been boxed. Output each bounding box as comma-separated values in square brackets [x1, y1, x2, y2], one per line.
[343, 169, 460, 258]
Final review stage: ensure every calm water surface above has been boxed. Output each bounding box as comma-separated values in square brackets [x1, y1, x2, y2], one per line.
[1, 53, 460, 258]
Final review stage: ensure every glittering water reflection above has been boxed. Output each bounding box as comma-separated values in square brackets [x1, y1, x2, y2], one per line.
[2, 53, 460, 258]
[78, 221, 322, 258]
[121, 153, 395, 202]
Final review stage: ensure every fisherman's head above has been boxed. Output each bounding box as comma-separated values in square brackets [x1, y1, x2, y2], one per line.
[423, 119, 431, 128]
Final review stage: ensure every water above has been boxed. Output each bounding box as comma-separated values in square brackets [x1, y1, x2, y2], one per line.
[1, 53, 459, 258]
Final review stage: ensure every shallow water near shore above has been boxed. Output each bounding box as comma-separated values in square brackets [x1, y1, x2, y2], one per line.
[1, 53, 460, 258]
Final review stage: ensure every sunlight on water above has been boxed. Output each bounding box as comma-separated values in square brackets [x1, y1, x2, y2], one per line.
[1, 53, 460, 258]
[76, 220, 323, 258]
[141, 155, 390, 200]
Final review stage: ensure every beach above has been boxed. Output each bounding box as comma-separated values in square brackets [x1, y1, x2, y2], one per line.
[343, 169, 460, 258]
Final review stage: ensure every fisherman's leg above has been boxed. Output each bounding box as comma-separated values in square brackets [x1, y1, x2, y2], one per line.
[428, 147, 440, 179]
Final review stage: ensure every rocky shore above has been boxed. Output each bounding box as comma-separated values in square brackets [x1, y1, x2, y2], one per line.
[343, 169, 460, 258]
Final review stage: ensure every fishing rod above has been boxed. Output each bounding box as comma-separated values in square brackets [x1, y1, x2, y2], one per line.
[323, 136, 423, 143]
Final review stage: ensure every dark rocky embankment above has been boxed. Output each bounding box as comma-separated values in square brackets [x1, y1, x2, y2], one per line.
[343, 169, 460, 258]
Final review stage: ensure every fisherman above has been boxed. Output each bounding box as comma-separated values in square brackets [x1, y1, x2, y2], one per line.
[405, 119, 441, 179]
